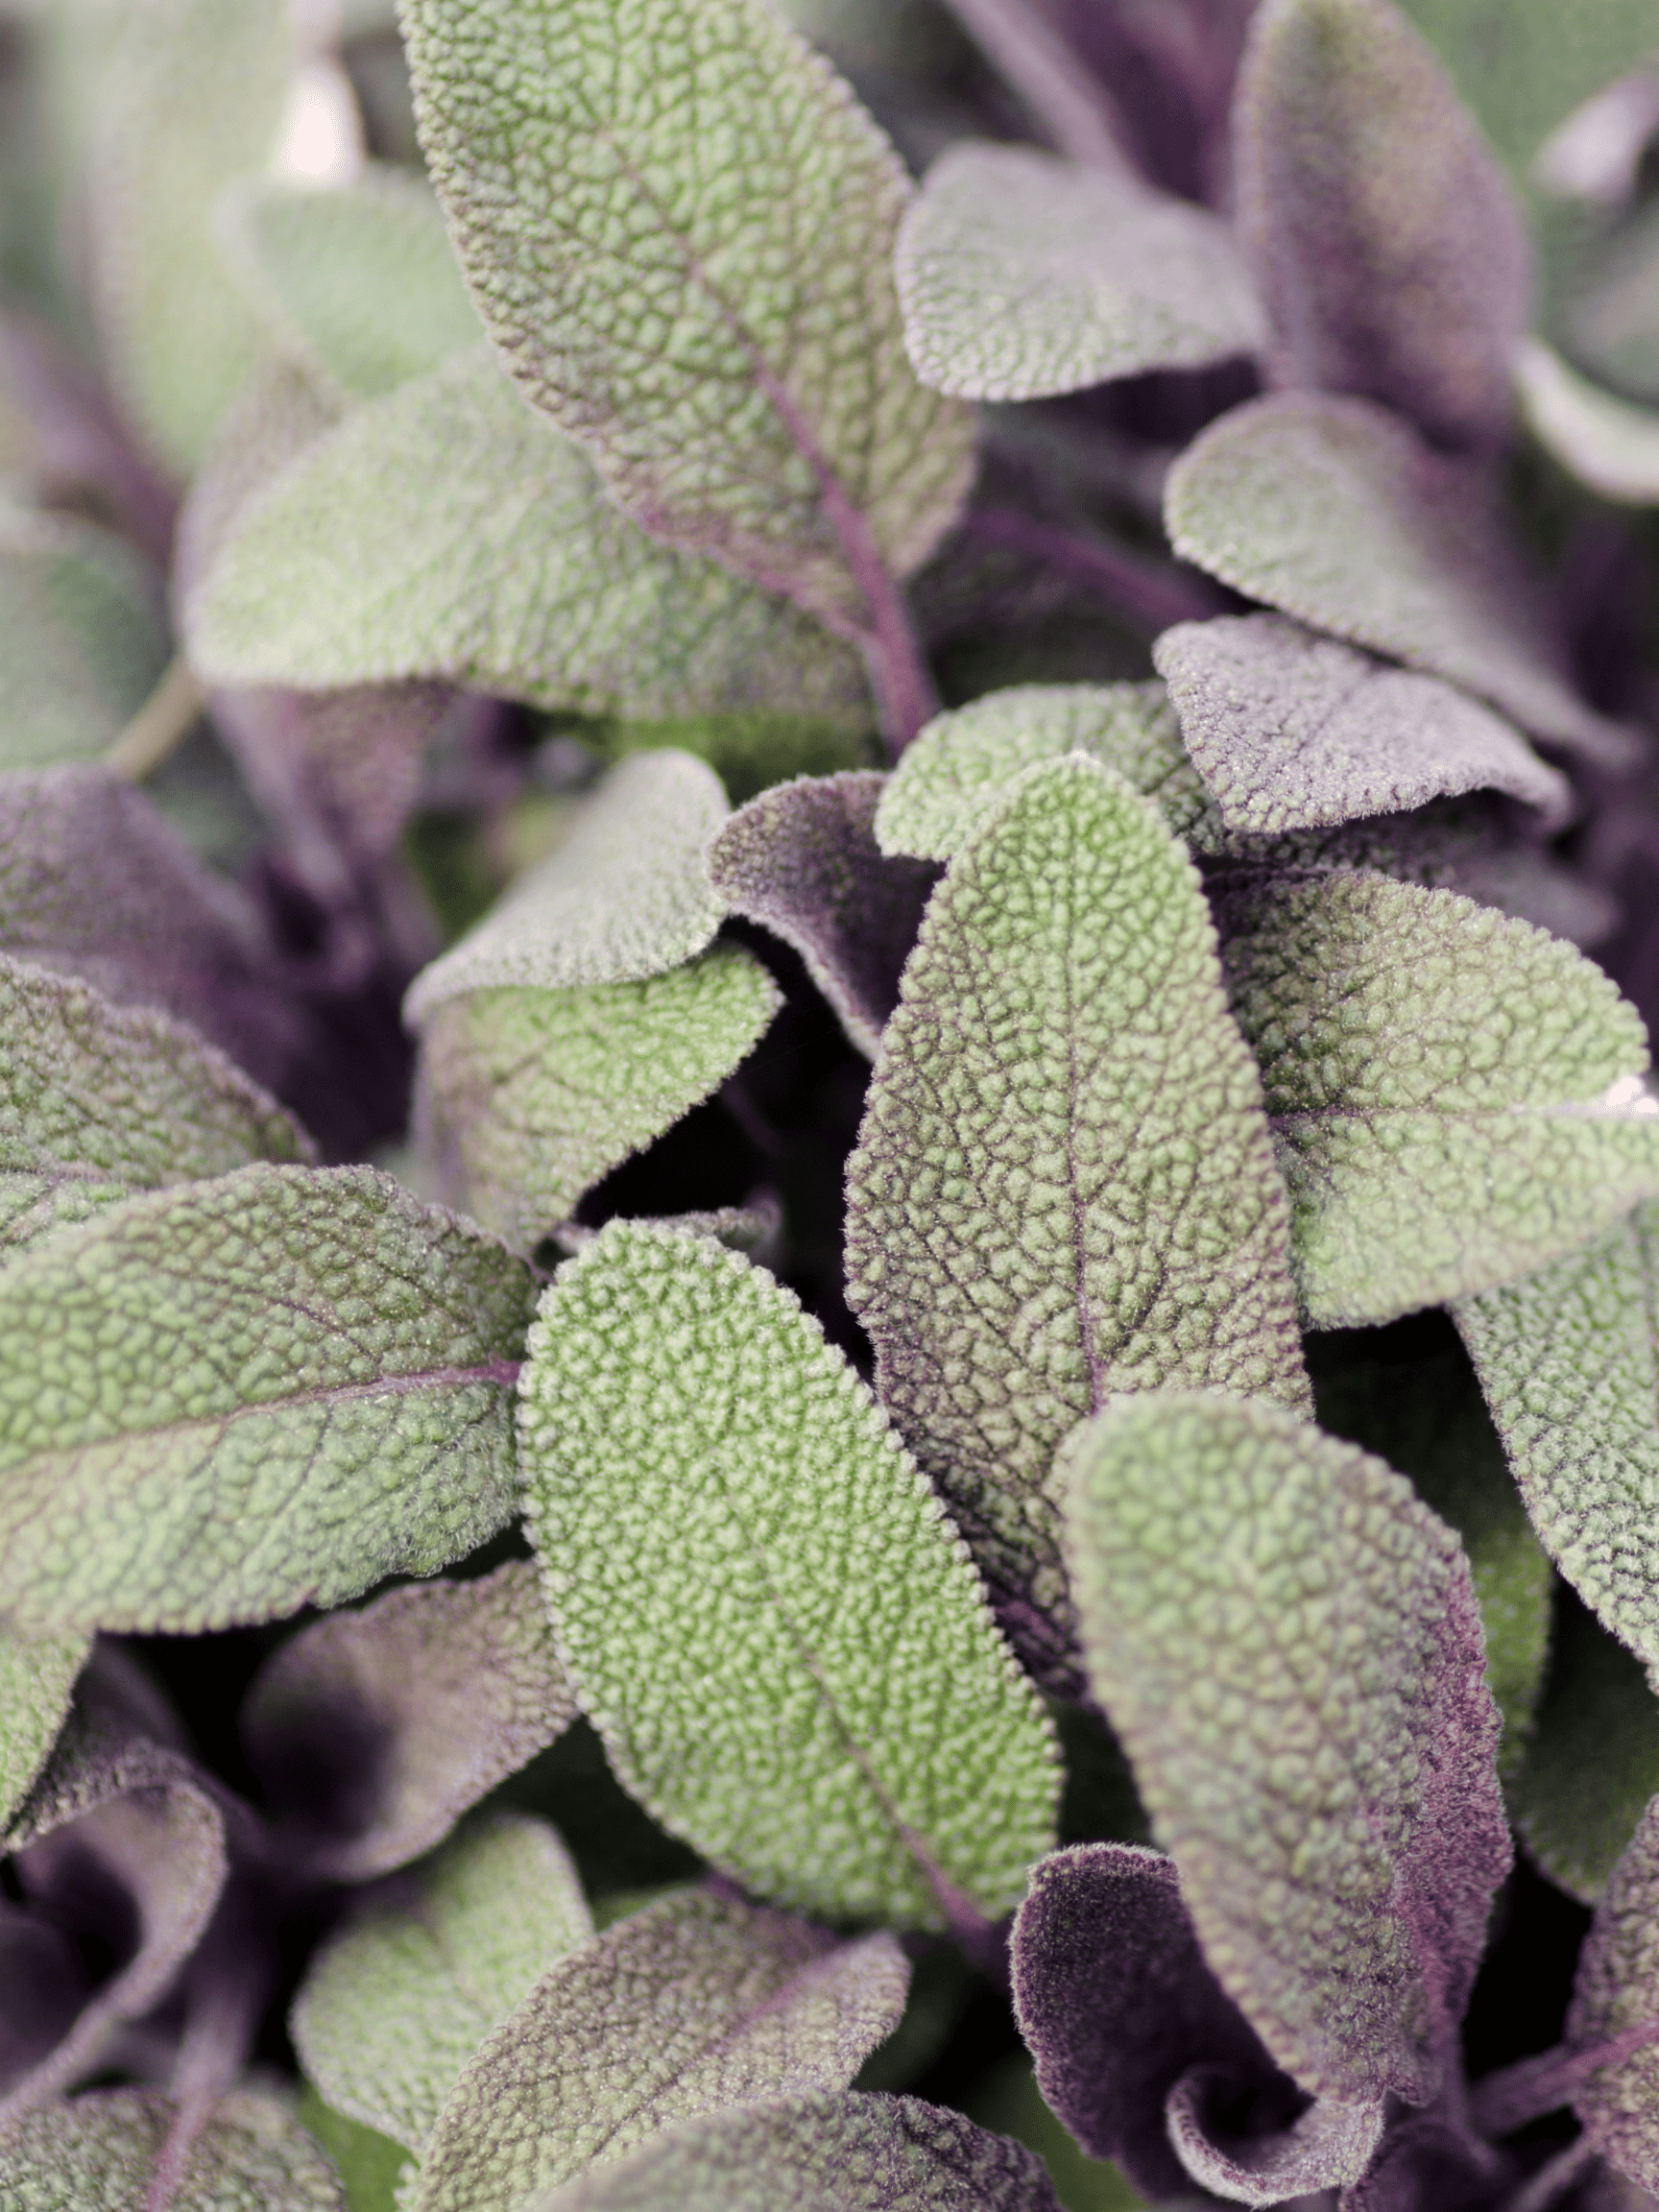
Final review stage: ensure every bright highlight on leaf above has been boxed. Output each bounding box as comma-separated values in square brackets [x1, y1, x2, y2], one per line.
[1515, 337, 1659, 507]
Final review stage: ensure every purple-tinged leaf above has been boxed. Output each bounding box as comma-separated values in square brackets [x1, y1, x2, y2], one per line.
[706, 774, 940, 1057]
[0, 2086, 346, 2209]
[0, 1627, 87, 1839]
[1164, 391, 1637, 769]
[1515, 339, 1659, 507]
[1569, 1798, 1659, 2190]
[1336, 2113, 1498, 2211]
[1154, 613, 1570, 834]
[1166, 2068, 1382, 2204]
[1062, 1391, 1510, 2105]
[413, 1889, 909, 2209]
[243, 1562, 577, 1883]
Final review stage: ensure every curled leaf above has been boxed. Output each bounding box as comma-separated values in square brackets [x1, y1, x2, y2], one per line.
[1515, 338, 1659, 507]
[0, 2086, 346, 2209]
[1166, 2069, 1382, 2204]
[1569, 1796, 1659, 2190]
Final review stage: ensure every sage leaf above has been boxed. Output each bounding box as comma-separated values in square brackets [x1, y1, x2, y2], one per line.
[1062, 1390, 1510, 2104]
[517, 1223, 1058, 1929]
[244, 1563, 578, 1883]
[293, 1811, 591, 2157]
[1166, 2072, 1384, 2205]
[1566, 201, 1659, 406]
[896, 144, 1267, 401]
[1515, 339, 1659, 507]
[0, 1628, 86, 1837]
[300, 2093, 411, 2212]
[0, 507, 168, 767]
[1164, 390, 1637, 769]
[705, 773, 940, 1057]
[1568, 1796, 1659, 2190]
[414, 1889, 909, 2210]
[401, 0, 975, 635]
[1219, 872, 1659, 1324]
[0, 2088, 346, 2209]
[845, 756, 1308, 1685]
[1154, 613, 1570, 834]
[0, 1165, 536, 1634]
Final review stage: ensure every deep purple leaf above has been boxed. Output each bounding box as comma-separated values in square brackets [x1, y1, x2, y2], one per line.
[1335, 2114, 1500, 2211]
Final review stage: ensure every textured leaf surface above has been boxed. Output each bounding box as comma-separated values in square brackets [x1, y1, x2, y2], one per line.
[0, 507, 168, 767]
[187, 350, 867, 727]
[0, 2088, 346, 2210]
[0, 1166, 536, 1633]
[0, 1628, 86, 1836]
[294, 1811, 591, 2156]
[415, 1888, 909, 2209]
[1164, 392, 1635, 768]
[415, 946, 781, 1254]
[1568, 1798, 1659, 2189]
[402, 0, 974, 629]
[1220, 872, 1659, 1324]
[1516, 339, 1659, 506]
[517, 1223, 1058, 1929]
[706, 773, 939, 1057]
[846, 757, 1308, 1683]
[1165, 2072, 1383, 2205]
[896, 144, 1266, 401]
[245, 1563, 577, 1883]
[1063, 1391, 1510, 2104]
[1153, 613, 1570, 834]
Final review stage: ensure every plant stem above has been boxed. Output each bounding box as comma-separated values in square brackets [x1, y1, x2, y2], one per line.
[105, 654, 204, 781]
[1472, 2017, 1659, 2135]
[941, 0, 1139, 175]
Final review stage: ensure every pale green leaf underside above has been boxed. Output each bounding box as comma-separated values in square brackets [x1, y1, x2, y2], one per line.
[406, 753, 729, 1022]
[186, 349, 868, 726]
[517, 1223, 1058, 1930]
[0, 1622, 88, 1833]
[1223, 872, 1659, 1324]
[1516, 338, 1659, 507]
[1568, 1796, 1659, 2189]
[897, 143, 1267, 401]
[416, 946, 781, 1255]
[402, 0, 975, 626]
[0, 1165, 535, 1633]
[0, 2089, 346, 2210]
[0, 506, 168, 768]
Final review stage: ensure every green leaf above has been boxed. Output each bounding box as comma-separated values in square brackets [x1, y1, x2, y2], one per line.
[1515, 338, 1659, 507]
[415, 945, 781, 1254]
[413, 1888, 910, 2210]
[294, 1810, 591, 2158]
[846, 756, 1308, 1686]
[1566, 198, 1659, 406]
[185, 350, 869, 729]
[0, 1624, 86, 1835]
[517, 1223, 1058, 1930]
[0, 2088, 346, 2210]
[299, 2092, 411, 2212]
[0, 1165, 536, 1634]
[1568, 1796, 1659, 2189]
[1164, 391, 1637, 769]
[401, 0, 975, 633]
[0, 506, 168, 767]
[1062, 1390, 1510, 2104]
[895, 144, 1266, 401]
[1220, 871, 1659, 1324]
[216, 165, 482, 405]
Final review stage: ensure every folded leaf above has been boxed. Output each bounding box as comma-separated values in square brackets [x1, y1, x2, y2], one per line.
[0, 2087, 346, 2209]
[0, 1165, 536, 1634]
[1568, 1797, 1659, 2190]
[414, 1888, 908, 2209]
[1153, 613, 1570, 834]
[896, 143, 1266, 401]
[402, 0, 974, 636]
[244, 1562, 577, 1882]
[1515, 338, 1659, 506]
[1164, 391, 1636, 768]
[1334, 2111, 1495, 2212]
[517, 1223, 1058, 1929]
[845, 756, 1308, 1684]
[1219, 872, 1659, 1324]
[0, 1627, 86, 1836]
[294, 1811, 591, 2157]
[1062, 1391, 1509, 2104]
[705, 773, 940, 1057]
[0, 506, 169, 768]
[1166, 2068, 1383, 2204]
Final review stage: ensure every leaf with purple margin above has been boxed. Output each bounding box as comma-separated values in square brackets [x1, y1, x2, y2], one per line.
[1062, 1390, 1510, 2105]
[0, 2086, 346, 2209]
[244, 1563, 577, 1884]
[1568, 1796, 1659, 2191]
[412, 1888, 909, 2210]
[1515, 339, 1659, 507]
[1164, 391, 1636, 768]
[0, 1628, 87, 1838]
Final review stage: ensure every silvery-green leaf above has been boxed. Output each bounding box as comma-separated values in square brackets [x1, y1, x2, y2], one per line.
[0, 2088, 345, 2209]
[244, 1562, 578, 1882]
[517, 1223, 1058, 1931]
[1566, 199, 1659, 405]
[215, 165, 481, 405]
[895, 143, 1267, 401]
[186, 350, 869, 730]
[414, 946, 781, 1254]
[0, 1628, 86, 1837]
[1516, 338, 1659, 506]
[1164, 390, 1637, 769]
[1568, 1797, 1659, 2190]
[401, 0, 975, 636]
[1153, 613, 1571, 834]
[175, 358, 341, 605]
[0, 1165, 535, 1634]
[406, 754, 729, 1024]
[1220, 872, 1659, 1324]
[1062, 1390, 1509, 2105]
[846, 756, 1308, 1686]
[0, 507, 168, 767]
[414, 1889, 908, 2210]
[293, 1810, 591, 2157]
[1233, 0, 1529, 449]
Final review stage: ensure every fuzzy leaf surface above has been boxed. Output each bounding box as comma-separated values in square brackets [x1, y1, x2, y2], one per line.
[517, 1223, 1058, 1929]
[1153, 613, 1569, 834]
[1220, 872, 1659, 1324]
[1165, 391, 1635, 768]
[1062, 1391, 1509, 2105]
[416, 946, 781, 1254]
[0, 2088, 346, 2209]
[0, 508, 168, 767]
[1515, 339, 1659, 507]
[415, 1888, 909, 2209]
[0, 1166, 536, 1634]
[401, 0, 975, 629]
[0, 1629, 86, 1837]
[1568, 1797, 1659, 2189]
[896, 144, 1266, 401]
[846, 757, 1308, 1684]
[1165, 2074, 1384, 2205]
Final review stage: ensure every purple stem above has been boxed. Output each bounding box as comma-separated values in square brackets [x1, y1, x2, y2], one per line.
[1497, 2139, 1596, 2212]
[940, 0, 1140, 175]
[1472, 2017, 1659, 2136]
[963, 506, 1227, 632]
